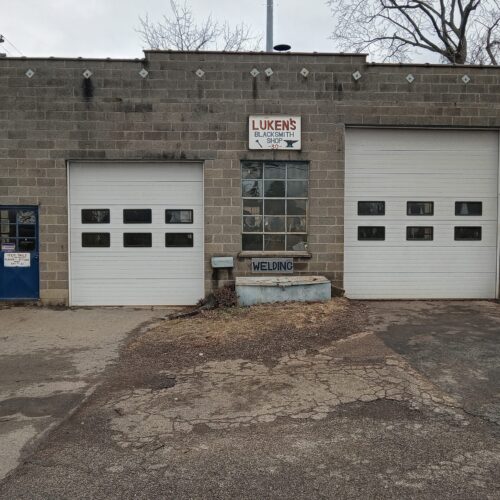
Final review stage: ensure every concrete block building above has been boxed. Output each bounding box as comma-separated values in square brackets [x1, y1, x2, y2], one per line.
[0, 50, 499, 305]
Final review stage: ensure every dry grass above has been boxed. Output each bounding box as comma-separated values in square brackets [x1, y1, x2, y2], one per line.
[130, 299, 363, 356]
[109, 299, 367, 388]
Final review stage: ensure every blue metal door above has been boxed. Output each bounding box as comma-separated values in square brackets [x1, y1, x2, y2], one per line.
[0, 206, 40, 300]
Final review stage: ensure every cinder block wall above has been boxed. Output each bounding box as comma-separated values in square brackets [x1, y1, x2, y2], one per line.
[0, 51, 498, 304]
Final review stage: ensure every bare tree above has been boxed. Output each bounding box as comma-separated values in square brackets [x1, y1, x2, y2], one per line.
[138, 0, 261, 51]
[326, 0, 500, 64]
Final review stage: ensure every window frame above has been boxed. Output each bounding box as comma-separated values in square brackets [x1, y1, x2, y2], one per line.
[81, 232, 111, 248]
[165, 232, 194, 248]
[241, 161, 309, 253]
[123, 232, 153, 248]
[407, 201, 434, 216]
[123, 209, 152, 224]
[0, 207, 38, 253]
[81, 209, 110, 224]
[357, 226, 386, 241]
[455, 202, 483, 216]
[406, 226, 434, 241]
[454, 226, 482, 241]
[165, 209, 194, 224]
[357, 201, 385, 216]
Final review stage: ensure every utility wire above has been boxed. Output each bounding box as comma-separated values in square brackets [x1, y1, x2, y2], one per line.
[1, 35, 24, 56]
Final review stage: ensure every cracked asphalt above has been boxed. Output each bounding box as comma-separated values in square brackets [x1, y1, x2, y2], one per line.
[0, 306, 161, 482]
[0, 300, 499, 499]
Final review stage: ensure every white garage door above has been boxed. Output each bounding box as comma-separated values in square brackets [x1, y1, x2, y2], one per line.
[69, 162, 204, 306]
[345, 129, 499, 299]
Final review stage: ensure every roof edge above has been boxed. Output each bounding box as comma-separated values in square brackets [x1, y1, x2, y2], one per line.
[0, 57, 145, 62]
[369, 61, 500, 69]
[1, 52, 498, 69]
[143, 50, 368, 57]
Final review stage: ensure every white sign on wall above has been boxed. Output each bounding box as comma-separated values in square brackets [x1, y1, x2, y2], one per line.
[249, 116, 301, 150]
[251, 258, 294, 274]
[4, 253, 31, 268]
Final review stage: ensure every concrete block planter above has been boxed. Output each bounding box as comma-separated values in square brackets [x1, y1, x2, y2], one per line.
[236, 276, 331, 307]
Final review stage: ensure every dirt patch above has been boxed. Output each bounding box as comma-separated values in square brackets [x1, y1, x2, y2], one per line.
[105, 299, 367, 391]
[133, 298, 366, 360]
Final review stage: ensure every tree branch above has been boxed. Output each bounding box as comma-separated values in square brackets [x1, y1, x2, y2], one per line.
[328, 0, 498, 65]
[138, 0, 260, 52]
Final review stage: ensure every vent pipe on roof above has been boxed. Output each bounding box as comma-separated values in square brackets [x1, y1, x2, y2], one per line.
[266, 0, 274, 52]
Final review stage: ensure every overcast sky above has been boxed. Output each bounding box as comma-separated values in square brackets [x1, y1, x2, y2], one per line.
[2, 0, 340, 58]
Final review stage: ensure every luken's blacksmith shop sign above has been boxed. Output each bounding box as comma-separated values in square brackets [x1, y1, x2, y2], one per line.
[249, 116, 301, 150]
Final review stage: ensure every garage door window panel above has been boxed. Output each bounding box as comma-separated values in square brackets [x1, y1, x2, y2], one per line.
[455, 227, 482, 241]
[407, 202, 434, 216]
[165, 210, 193, 224]
[165, 233, 193, 247]
[358, 201, 385, 216]
[123, 233, 152, 247]
[82, 233, 110, 248]
[455, 202, 482, 216]
[358, 226, 385, 241]
[123, 209, 152, 224]
[81, 209, 110, 224]
[407, 226, 434, 241]
[242, 161, 308, 252]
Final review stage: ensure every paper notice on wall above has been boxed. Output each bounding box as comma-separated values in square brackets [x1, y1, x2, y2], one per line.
[4, 253, 31, 268]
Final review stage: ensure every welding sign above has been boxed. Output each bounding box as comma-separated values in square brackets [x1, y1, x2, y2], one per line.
[251, 258, 294, 273]
[249, 116, 301, 150]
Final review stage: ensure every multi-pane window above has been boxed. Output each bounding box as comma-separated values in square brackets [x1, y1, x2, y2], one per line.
[241, 161, 308, 252]
[0, 208, 37, 252]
